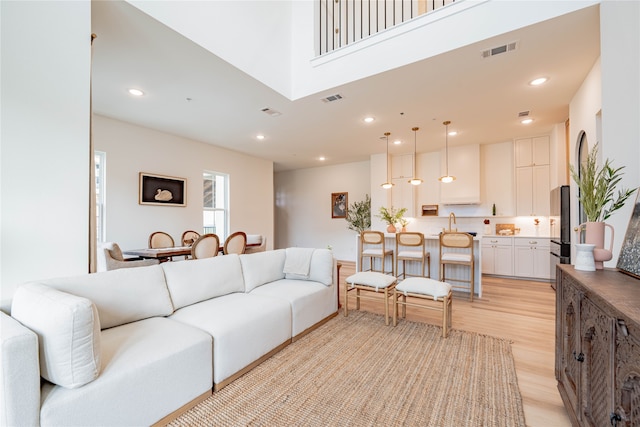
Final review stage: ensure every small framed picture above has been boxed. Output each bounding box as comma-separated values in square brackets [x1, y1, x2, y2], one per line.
[331, 192, 348, 219]
[139, 172, 187, 207]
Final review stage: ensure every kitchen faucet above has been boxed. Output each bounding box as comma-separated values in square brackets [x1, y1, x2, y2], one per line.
[448, 212, 457, 232]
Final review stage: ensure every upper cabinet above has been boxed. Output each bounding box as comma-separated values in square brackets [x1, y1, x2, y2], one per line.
[515, 136, 550, 167]
[439, 144, 480, 205]
[391, 153, 415, 215]
[515, 136, 550, 216]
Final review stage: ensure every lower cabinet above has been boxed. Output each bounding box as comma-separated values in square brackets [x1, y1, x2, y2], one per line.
[514, 237, 551, 280]
[556, 265, 640, 426]
[481, 237, 513, 276]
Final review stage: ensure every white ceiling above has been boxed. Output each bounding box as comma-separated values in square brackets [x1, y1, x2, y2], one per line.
[91, 2, 601, 172]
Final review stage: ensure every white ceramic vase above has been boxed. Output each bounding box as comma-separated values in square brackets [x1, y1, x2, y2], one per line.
[574, 243, 596, 271]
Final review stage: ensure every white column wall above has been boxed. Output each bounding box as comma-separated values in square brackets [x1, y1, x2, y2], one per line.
[1, 1, 91, 301]
[274, 161, 370, 261]
[93, 115, 274, 252]
[599, 1, 640, 265]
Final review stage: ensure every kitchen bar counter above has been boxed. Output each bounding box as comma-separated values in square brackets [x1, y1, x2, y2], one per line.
[356, 233, 482, 299]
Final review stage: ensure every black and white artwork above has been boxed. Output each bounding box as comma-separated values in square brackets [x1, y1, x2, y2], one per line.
[139, 172, 186, 207]
[617, 191, 640, 279]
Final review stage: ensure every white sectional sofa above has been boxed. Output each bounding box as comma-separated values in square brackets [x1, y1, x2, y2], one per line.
[1, 248, 337, 427]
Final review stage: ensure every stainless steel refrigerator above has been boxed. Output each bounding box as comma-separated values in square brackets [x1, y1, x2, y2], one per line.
[550, 185, 571, 287]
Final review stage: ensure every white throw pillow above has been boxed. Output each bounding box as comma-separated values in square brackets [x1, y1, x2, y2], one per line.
[11, 283, 101, 389]
[284, 248, 334, 286]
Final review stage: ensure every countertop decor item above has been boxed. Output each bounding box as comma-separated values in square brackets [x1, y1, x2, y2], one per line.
[377, 206, 407, 233]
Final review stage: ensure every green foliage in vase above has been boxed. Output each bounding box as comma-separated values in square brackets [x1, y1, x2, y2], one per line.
[570, 144, 638, 222]
[376, 206, 407, 226]
[345, 194, 371, 233]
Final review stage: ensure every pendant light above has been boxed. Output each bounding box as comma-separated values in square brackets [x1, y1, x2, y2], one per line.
[439, 120, 456, 183]
[408, 126, 423, 185]
[381, 132, 394, 189]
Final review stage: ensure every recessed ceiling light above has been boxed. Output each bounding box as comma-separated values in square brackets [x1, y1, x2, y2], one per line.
[363, 117, 375, 123]
[256, 134, 265, 140]
[529, 77, 548, 86]
[319, 156, 326, 161]
[128, 88, 144, 96]
[393, 139, 402, 145]
[521, 118, 534, 124]
[448, 131, 457, 136]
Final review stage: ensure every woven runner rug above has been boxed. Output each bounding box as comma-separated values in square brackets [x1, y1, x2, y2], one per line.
[168, 311, 525, 427]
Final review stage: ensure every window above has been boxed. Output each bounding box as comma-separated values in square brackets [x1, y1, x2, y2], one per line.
[95, 151, 106, 242]
[203, 171, 228, 241]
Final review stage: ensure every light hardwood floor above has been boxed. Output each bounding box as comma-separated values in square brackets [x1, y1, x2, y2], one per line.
[338, 261, 571, 427]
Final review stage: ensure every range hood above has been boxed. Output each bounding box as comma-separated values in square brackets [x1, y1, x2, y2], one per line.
[439, 144, 481, 205]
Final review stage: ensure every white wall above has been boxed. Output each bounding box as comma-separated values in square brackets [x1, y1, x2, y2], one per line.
[599, 1, 640, 264]
[274, 161, 370, 261]
[94, 115, 274, 251]
[1, 1, 91, 301]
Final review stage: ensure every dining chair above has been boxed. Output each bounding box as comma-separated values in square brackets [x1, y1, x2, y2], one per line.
[181, 230, 201, 247]
[439, 232, 475, 302]
[244, 234, 266, 254]
[97, 242, 159, 272]
[149, 231, 175, 249]
[359, 231, 394, 276]
[395, 232, 430, 279]
[149, 231, 176, 261]
[191, 233, 220, 259]
[223, 231, 247, 255]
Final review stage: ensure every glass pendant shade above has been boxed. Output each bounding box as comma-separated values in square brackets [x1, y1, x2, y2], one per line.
[380, 132, 394, 189]
[408, 126, 423, 185]
[439, 120, 456, 183]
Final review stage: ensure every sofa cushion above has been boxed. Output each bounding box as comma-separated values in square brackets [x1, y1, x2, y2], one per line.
[284, 248, 334, 286]
[170, 293, 291, 385]
[39, 317, 212, 427]
[162, 254, 245, 309]
[32, 265, 174, 329]
[11, 283, 101, 389]
[239, 249, 286, 292]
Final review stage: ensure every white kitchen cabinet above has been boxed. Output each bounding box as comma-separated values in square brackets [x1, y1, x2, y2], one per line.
[516, 165, 550, 216]
[481, 237, 513, 276]
[515, 135, 550, 216]
[391, 154, 413, 179]
[513, 237, 551, 280]
[515, 136, 549, 167]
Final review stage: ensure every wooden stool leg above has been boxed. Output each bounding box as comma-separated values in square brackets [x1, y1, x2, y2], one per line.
[384, 288, 389, 325]
[343, 282, 349, 317]
[442, 294, 449, 338]
[356, 288, 361, 310]
[469, 266, 474, 302]
[393, 289, 398, 327]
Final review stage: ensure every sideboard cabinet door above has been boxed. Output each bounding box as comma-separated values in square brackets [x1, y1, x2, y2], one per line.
[614, 320, 640, 426]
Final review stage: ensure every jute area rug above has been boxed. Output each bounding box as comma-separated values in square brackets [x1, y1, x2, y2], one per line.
[168, 311, 525, 427]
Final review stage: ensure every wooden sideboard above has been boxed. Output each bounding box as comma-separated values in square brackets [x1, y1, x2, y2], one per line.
[555, 264, 640, 426]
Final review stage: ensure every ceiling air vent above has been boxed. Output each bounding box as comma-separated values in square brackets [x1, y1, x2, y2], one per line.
[481, 41, 518, 59]
[321, 94, 344, 103]
[518, 111, 530, 117]
[261, 107, 281, 117]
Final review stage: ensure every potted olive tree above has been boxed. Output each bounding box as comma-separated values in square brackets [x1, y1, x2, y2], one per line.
[345, 194, 371, 234]
[570, 144, 637, 268]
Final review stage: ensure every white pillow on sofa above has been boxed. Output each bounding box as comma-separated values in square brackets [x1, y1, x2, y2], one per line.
[284, 248, 334, 286]
[11, 283, 101, 389]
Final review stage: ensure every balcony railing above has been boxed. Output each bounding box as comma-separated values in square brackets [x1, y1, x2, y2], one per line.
[319, 0, 455, 55]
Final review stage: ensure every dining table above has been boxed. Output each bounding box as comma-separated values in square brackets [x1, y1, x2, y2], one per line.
[123, 242, 263, 260]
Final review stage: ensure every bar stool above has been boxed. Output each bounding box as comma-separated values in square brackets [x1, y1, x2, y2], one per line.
[439, 232, 475, 302]
[395, 232, 430, 279]
[359, 231, 394, 276]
